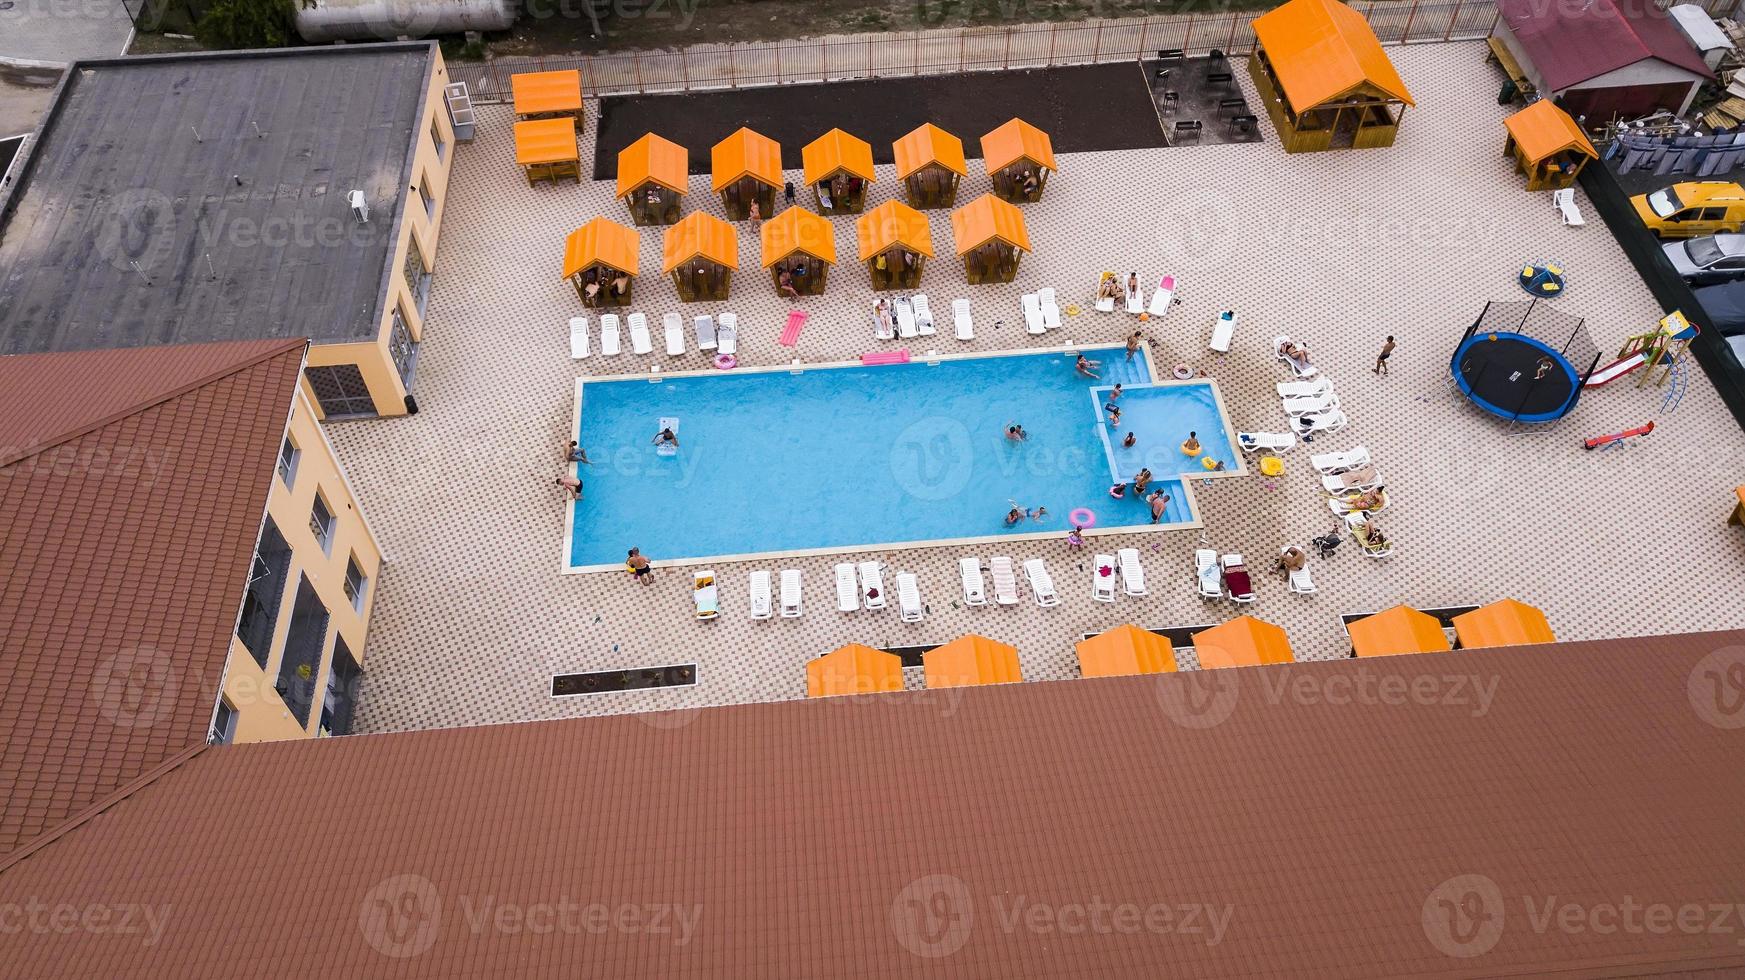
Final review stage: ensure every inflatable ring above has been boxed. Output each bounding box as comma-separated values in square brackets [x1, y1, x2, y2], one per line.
[1202, 456, 1220, 471]
[1181, 442, 1202, 456]
[1172, 364, 1193, 380]
[713, 353, 737, 370]
[1069, 507, 1096, 528]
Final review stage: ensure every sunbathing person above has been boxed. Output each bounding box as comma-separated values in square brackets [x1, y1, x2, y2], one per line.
[1098, 275, 1121, 301]
[652, 427, 680, 449]
[1347, 486, 1387, 511]
[1147, 490, 1171, 523]
[1281, 340, 1312, 371]
[1333, 465, 1377, 490]
[1126, 272, 1140, 303]
[1352, 520, 1389, 550]
[874, 298, 895, 335]
[1076, 354, 1102, 379]
[1277, 546, 1307, 574]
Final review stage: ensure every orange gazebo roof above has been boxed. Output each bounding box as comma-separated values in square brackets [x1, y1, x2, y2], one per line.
[1251, 0, 1413, 112]
[760, 207, 837, 268]
[801, 128, 876, 186]
[562, 217, 640, 280]
[616, 132, 690, 199]
[513, 118, 578, 166]
[807, 644, 904, 698]
[661, 212, 739, 273]
[1076, 624, 1178, 678]
[1348, 605, 1452, 658]
[1194, 616, 1294, 669]
[1452, 599, 1555, 649]
[893, 123, 968, 180]
[1504, 100, 1597, 166]
[980, 118, 1057, 175]
[510, 69, 583, 116]
[856, 200, 934, 260]
[923, 634, 1021, 689]
[710, 127, 783, 192]
[950, 193, 1032, 255]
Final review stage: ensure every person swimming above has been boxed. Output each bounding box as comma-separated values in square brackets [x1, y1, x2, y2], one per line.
[1133, 468, 1153, 494]
[1109, 482, 1128, 498]
[652, 427, 679, 448]
[1005, 503, 1025, 526]
[1122, 432, 1136, 449]
[1029, 506, 1048, 523]
[1181, 431, 1201, 455]
[1105, 403, 1121, 427]
[1076, 354, 1101, 379]
[1005, 422, 1028, 442]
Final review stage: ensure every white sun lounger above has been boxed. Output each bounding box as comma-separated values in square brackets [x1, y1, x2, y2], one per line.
[717, 312, 738, 355]
[913, 294, 936, 335]
[1346, 512, 1395, 558]
[694, 314, 717, 351]
[748, 570, 773, 619]
[1021, 294, 1046, 334]
[1282, 390, 1339, 416]
[1295, 409, 1349, 435]
[1284, 548, 1316, 594]
[569, 316, 590, 359]
[834, 563, 859, 613]
[663, 313, 685, 356]
[1023, 558, 1060, 606]
[1195, 549, 1221, 599]
[953, 298, 974, 340]
[1553, 187, 1585, 226]
[990, 556, 1020, 605]
[628, 312, 653, 355]
[858, 561, 888, 610]
[896, 297, 919, 339]
[1096, 289, 1116, 313]
[1117, 547, 1147, 596]
[1125, 281, 1145, 314]
[693, 569, 719, 620]
[779, 569, 803, 618]
[959, 557, 987, 605]
[1311, 447, 1370, 474]
[1038, 287, 1061, 329]
[872, 303, 896, 341]
[1277, 377, 1330, 398]
[1222, 553, 1256, 603]
[1238, 431, 1296, 453]
[1322, 466, 1382, 493]
[897, 572, 924, 622]
[1092, 554, 1117, 602]
[1209, 309, 1236, 352]
[1149, 274, 1176, 316]
[599, 314, 621, 356]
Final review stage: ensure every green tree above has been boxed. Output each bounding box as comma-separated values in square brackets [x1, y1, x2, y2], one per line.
[195, 0, 294, 48]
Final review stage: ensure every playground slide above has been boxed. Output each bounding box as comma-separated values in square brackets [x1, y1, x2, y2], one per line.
[1583, 352, 1646, 388]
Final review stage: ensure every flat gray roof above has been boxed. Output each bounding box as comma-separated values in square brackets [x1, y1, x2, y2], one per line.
[0, 43, 435, 353]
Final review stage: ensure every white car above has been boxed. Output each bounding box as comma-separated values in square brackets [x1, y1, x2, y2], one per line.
[1663, 234, 1745, 284]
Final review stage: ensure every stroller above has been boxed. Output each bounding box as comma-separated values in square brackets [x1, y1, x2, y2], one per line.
[1310, 524, 1343, 559]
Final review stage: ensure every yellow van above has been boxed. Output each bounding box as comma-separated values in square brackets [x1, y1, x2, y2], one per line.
[1632, 181, 1745, 238]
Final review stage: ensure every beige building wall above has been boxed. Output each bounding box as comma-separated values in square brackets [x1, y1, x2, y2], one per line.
[222, 383, 383, 741]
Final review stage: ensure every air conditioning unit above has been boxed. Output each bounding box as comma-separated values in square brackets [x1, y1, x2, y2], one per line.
[347, 189, 369, 223]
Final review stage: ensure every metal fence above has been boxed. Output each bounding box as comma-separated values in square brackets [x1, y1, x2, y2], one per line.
[446, 0, 1738, 103]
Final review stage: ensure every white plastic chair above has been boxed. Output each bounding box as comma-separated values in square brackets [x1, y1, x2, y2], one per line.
[990, 556, 1020, 605]
[1037, 287, 1061, 329]
[913, 294, 936, 335]
[599, 314, 621, 356]
[694, 315, 717, 351]
[897, 573, 924, 622]
[953, 298, 974, 340]
[717, 312, 738, 355]
[663, 313, 685, 356]
[1092, 554, 1117, 602]
[569, 316, 590, 360]
[1195, 549, 1220, 599]
[858, 561, 887, 610]
[628, 312, 653, 355]
[1023, 558, 1060, 607]
[1021, 294, 1045, 334]
[779, 569, 803, 618]
[959, 557, 986, 605]
[834, 563, 858, 613]
[1117, 548, 1147, 597]
[748, 571, 773, 620]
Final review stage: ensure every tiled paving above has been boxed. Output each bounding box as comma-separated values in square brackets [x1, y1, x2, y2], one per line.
[335, 41, 1745, 733]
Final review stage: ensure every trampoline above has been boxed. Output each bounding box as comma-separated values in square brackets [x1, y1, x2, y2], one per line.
[1450, 300, 1600, 426]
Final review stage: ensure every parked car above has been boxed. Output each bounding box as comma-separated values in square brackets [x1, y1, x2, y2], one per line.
[1662, 234, 1745, 284]
[1632, 181, 1745, 238]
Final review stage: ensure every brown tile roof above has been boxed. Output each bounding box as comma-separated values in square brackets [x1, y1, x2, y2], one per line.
[0, 339, 306, 857]
[3, 631, 1743, 977]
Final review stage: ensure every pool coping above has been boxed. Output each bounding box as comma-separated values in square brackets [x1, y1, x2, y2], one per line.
[562, 342, 1237, 574]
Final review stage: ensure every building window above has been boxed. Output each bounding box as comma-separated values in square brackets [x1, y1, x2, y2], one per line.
[388, 306, 419, 389]
[310, 493, 335, 555]
[237, 517, 293, 667]
[277, 436, 299, 488]
[211, 696, 238, 744]
[343, 555, 368, 614]
[320, 638, 362, 737]
[418, 175, 436, 221]
[305, 363, 377, 419]
[275, 577, 330, 729]
[401, 238, 433, 315]
[431, 117, 447, 162]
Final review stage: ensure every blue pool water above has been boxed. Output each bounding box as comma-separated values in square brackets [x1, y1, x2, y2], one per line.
[568, 349, 1237, 569]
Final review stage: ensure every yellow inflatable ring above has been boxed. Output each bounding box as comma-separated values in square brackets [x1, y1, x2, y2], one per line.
[1181, 442, 1202, 456]
[1201, 456, 1220, 471]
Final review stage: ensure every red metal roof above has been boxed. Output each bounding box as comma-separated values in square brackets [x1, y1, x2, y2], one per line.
[0, 339, 305, 857]
[1497, 0, 1713, 92]
[2, 630, 1742, 976]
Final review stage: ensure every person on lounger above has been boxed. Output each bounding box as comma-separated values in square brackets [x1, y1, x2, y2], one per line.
[1277, 546, 1307, 574]
[652, 427, 679, 449]
[1098, 275, 1121, 301]
[1147, 490, 1171, 523]
[1076, 354, 1101, 379]
[1353, 521, 1388, 550]
[1347, 486, 1386, 511]
[1281, 340, 1311, 371]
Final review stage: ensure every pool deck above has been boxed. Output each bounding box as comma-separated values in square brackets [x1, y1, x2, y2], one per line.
[332, 40, 1745, 734]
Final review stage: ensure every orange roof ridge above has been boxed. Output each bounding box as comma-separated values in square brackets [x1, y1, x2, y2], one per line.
[616, 132, 690, 198]
[1251, 0, 1413, 110]
[563, 217, 641, 279]
[856, 200, 935, 260]
[662, 212, 739, 272]
[761, 207, 837, 267]
[710, 127, 784, 191]
[980, 117, 1058, 175]
[1505, 100, 1598, 164]
[950, 193, 1032, 255]
[0, 743, 209, 875]
[801, 128, 877, 186]
[893, 122, 968, 179]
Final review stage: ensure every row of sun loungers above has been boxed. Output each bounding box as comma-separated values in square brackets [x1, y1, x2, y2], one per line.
[571, 313, 738, 361]
[1021, 289, 1063, 334]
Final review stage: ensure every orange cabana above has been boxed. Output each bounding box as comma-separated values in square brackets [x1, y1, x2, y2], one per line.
[801, 128, 876, 215]
[562, 218, 639, 308]
[760, 207, 835, 297]
[662, 212, 738, 302]
[1452, 599, 1555, 649]
[513, 118, 579, 186]
[981, 118, 1057, 204]
[711, 127, 783, 221]
[807, 644, 904, 698]
[1248, 0, 1413, 153]
[617, 133, 689, 226]
[951, 193, 1031, 284]
[1347, 605, 1452, 658]
[1076, 625, 1179, 678]
[1504, 100, 1597, 191]
[894, 123, 967, 210]
[923, 634, 1022, 689]
[1193, 616, 1294, 670]
[856, 200, 933, 290]
[511, 69, 584, 122]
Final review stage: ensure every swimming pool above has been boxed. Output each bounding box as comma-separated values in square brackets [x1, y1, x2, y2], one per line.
[565, 345, 1243, 571]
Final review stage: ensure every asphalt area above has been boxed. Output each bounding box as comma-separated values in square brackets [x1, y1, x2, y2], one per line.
[593, 61, 1167, 180]
[1142, 56, 1264, 147]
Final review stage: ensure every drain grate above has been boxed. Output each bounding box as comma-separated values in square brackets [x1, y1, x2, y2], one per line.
[552, 663, 696, 697]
